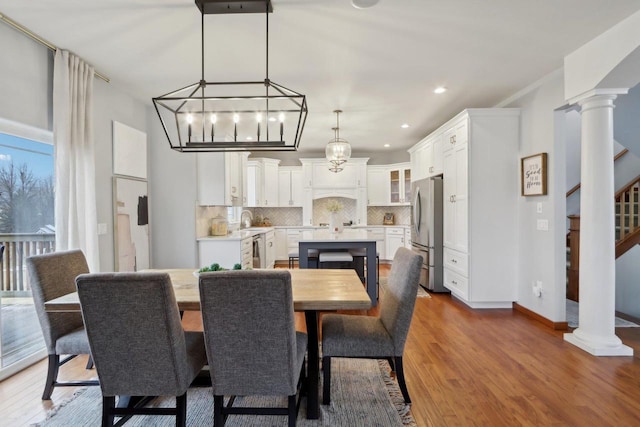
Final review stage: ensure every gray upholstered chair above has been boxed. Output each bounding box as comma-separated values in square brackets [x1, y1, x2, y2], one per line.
[321, 247, 422, 405]
[26, 249, 99, 400]
[199, 270, 307, 427]
[76, 272, 207, 427]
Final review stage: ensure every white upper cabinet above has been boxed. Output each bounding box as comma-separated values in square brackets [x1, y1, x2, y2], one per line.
[389, 163, 411, 205]
[409, 133, 443, 181]
[278, 166, 303, 207]
[247, 158, 280, 207]
[367, 166, 388, 206]
[301, 158, 368, 189]
[197, 152, 247, 206]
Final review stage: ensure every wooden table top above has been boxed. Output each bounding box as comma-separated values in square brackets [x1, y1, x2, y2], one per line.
[44, 268, 372, 313]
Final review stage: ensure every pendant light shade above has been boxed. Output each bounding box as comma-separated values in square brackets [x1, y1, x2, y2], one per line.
[326, 110, 352, 173]
[152, 0, 308, 152]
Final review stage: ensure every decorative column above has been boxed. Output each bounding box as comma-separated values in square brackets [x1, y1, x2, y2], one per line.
[564, 90, 632, 356]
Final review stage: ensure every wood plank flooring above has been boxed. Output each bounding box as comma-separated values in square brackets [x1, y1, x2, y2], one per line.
[2, 265, 640, 426]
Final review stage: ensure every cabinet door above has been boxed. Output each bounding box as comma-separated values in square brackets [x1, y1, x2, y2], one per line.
[262, 161, 279, 207]
[313, 162, 357, 188]
[403, 168, 411, 203]
[367, 167, 388, 206]
[246, 162, 262, 207]
[356, 188, 367, 225]
[431, 134, 444, 176]
[453, 143, 468, 253]
[443, 149, 456, 249]
[278, 170, 290, 207]
[290, 168, 303, 206]
[265, 232, 276, 268]
[275, 229, 288, 260]
[385, 234, 405, 260]
[225, 152, 243, 206]
[389, 169, 401, 203]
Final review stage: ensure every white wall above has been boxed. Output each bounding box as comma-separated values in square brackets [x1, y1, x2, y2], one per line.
[504, 72, 568, 322]
[147, 109, 198, 269]
[0, 23, 149, 272]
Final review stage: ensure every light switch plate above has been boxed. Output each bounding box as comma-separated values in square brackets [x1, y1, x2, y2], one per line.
[98, 223, 107, 235]
[536, 202, 542, 214]
[536, 219, 549, 231]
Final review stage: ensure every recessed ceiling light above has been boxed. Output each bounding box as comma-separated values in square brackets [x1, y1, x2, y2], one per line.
[401, 123, 410, 129]
[434, 87, 447, 94]
[384, 144, 390, 148]
[351, 0, 380, 9]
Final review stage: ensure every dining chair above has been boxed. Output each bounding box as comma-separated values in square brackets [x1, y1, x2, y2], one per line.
[199, 270, 307, 427]
[26, 249, 99, 400]
[76, 272, 207, 427]
[321, 247, 422, 405]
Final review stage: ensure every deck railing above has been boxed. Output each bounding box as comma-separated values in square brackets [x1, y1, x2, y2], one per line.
[0, 233, 55, 295]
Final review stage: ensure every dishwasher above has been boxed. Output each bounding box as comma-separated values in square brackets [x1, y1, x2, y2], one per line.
[252, 234, 265, 269]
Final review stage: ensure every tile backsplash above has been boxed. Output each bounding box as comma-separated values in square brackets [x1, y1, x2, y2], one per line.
[367, 206, 411, 225]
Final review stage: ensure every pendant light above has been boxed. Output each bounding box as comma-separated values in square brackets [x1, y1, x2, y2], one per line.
[325, 110, 352, 173]
[152, 0, 308, 152]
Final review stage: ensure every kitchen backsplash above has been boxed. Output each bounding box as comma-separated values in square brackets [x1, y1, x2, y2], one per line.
[195, 205, 228, 237]
[254, 204, 410, 226]
[367, 206, 411, 225]
[252, 207, 303, 226]
[313, 197, 356, 225]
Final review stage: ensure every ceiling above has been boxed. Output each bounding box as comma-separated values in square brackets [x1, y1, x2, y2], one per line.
[1, 0, 640, 154]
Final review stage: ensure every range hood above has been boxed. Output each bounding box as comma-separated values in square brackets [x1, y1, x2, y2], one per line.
[312, 188, 358, 200]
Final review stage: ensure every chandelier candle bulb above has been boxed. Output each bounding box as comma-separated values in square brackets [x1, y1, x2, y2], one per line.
[186, 114, 193, 142]
[210, 113, 216, 141]
[279, 112, 285, 139]
[256, 113, 262, 141]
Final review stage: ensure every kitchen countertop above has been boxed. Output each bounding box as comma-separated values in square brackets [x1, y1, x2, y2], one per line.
[197, 227, 275, 241]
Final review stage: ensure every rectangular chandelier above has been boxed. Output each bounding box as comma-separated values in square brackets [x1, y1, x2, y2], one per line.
[152, 0, 308, 153]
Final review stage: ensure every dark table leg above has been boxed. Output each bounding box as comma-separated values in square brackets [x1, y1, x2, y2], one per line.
[299, 243, 309, 269]
[304, 310, 319, 419]
[366, 243, 378, 305]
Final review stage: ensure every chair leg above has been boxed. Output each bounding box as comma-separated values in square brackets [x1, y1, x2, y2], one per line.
[288, 394, 297, 427]
[86, 355, 94, 370]
[322, 356, 331, 405]
[213, 395, 224, 427]
[102, 396, 116, 427]
[394, 356, 411, 404]
[176, 392, 187, 427]
[42, 354, 60, 400]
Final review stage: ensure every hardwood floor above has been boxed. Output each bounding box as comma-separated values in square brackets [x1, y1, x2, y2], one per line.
[2, 265, 640, 426]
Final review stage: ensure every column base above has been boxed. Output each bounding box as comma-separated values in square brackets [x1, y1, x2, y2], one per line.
[564, 331, 633, 356]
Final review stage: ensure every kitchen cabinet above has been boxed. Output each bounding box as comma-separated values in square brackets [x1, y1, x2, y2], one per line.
[365, 227, 386, 260]
[247, 158, 280, 207]
[356, 188, 368, 226]
[278, 166, 303, 207]
[197, 152, 247, 206]
[367, 166, 388, 206]
[439, 109, 520, 308]
[301, 158, 368, 189]
[389, 163, 411, 205]
[404, 227, 412, 248]
[385, 227, 405, 260]
[275, 229, 288, 261]
[198, 236, 253, 270]
[409, 133, 443, 181]
[265, 230, 275, 268]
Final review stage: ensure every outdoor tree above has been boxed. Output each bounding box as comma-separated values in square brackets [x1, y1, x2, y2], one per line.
[0, 162, 54, 233]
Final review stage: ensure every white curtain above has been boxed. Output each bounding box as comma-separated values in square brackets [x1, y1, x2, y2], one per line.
[53, 50, 100, 271]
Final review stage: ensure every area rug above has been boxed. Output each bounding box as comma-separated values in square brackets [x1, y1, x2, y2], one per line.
[566, 299, 639, 328]
[380, 278, 431, 299]
[34, 358, 416, 427]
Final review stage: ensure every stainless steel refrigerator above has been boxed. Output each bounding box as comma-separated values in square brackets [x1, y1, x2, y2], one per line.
[411, 176, 447, 292]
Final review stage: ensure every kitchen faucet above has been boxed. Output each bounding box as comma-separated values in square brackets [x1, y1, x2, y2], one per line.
[240, 210, 253, 229]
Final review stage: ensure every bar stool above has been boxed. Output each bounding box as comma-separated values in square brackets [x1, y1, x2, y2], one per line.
[318, 252, 353, 269]
[349, 248, 380, 285]
[289, 249, 319, 268]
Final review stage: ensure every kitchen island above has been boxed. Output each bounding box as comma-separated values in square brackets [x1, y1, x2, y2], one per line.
[298, 229, 378, 306]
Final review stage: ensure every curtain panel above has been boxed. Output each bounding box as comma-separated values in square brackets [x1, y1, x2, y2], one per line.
[53, 50, 99, 271]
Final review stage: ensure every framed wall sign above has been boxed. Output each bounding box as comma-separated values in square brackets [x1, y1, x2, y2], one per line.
[521, 153, 548, 196]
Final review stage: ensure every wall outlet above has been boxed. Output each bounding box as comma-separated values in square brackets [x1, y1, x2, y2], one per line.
[532, 281, 542, 297]
[98, 223, 108, 235]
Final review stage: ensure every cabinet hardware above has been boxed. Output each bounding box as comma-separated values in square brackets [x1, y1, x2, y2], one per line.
[451, 259, 457, 263]
[452, 280, 458, 285]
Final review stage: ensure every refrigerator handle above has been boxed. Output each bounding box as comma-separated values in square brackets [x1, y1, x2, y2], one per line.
[413, 188, 421, 236]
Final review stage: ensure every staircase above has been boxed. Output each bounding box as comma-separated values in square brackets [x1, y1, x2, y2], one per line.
[566, 174, 640, 301]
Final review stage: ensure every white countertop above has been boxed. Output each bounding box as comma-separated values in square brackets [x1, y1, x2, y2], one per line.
[299, 229, 379, 242]
[197, 227, 275, 241]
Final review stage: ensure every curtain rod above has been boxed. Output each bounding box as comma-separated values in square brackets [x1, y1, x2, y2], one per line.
[0, 12, 110, 83]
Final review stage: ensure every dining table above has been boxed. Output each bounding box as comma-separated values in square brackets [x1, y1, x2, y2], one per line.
[44, 268, 371, 420]
[298, 228, 379, 306]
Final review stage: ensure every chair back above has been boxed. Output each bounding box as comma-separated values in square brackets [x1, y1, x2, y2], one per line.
[26, 249, 89, 353]
[199, 270, 299, 396]
[76, 272, 191, 397]
[380, 247, 423, 355]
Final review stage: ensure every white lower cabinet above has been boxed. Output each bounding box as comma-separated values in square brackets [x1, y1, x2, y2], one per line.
[265, 231, 275, 268]
[275, 229, 288, 261]
[198, 237, 252, 270]
[385, 227, 405, 261]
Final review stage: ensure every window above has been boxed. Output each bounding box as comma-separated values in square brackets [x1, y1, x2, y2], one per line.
[0, 118, 53, 379]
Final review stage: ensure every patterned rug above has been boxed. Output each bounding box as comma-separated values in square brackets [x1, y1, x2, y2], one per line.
[34, 358, 416, 426]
